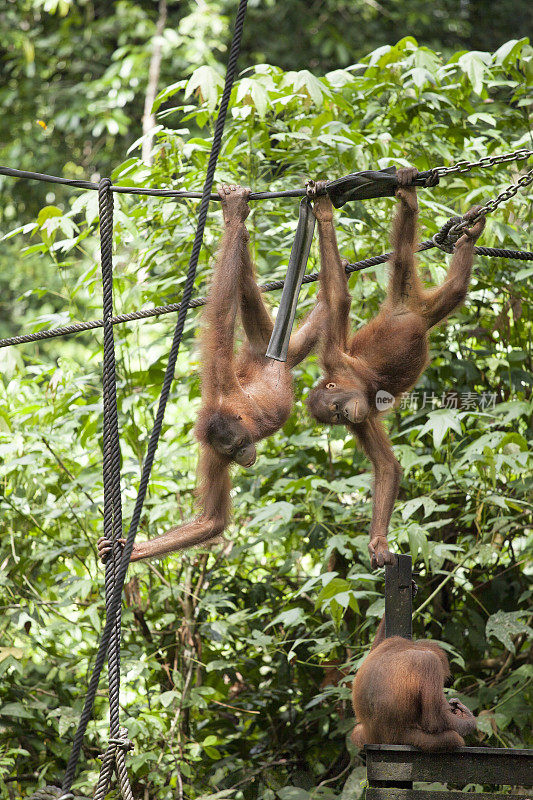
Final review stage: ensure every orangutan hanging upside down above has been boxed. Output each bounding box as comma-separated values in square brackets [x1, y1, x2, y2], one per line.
[351, 615, 477, 751]
[307, 168, 485, 569]
[99, 184, 326, 562]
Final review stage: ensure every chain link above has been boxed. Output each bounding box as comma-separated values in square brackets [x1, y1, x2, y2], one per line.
[428, 148, 532, 179]
[448, 166, 533, 237]
[426, 148, 533, 238]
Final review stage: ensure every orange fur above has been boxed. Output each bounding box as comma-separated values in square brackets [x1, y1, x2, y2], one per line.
[127, 186, 326, 562]
[308, 170, 485, 568]
[351, 629, 476, 751]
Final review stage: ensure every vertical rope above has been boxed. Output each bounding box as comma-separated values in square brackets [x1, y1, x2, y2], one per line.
[94, 732, 134, 800]
[98, 178, 123, 740]
[93, 748, 115, 800]
[62, 1, 248, 791]
[95, 179, 118, 799]
[92, 180, 135, 800]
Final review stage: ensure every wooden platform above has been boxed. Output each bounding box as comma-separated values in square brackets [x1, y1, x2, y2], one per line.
[365, 744, 533, 798]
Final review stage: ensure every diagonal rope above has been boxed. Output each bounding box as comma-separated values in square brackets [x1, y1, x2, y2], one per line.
[1, 241, 531, 350]
[61, 0, 248, 792]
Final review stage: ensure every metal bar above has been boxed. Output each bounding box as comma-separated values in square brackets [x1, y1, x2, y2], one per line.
[385, 554, 413, 639]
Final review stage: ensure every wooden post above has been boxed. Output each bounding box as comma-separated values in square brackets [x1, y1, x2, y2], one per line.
[371, 555, 415, 793]
[385, 553, 412, 639]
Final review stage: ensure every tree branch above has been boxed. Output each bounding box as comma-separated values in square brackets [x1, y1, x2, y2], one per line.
[142, 0, 167, 165]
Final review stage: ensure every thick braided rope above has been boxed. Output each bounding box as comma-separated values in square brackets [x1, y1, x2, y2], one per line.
[115, 742, 135, 800]
[93, 748, 115, 800]
[1, 241, 531, 350]
[93, 731, 134, 800]
[61, 0, 248, 791]
[99, 179, 122, 739]
[95, 180, 134, 800]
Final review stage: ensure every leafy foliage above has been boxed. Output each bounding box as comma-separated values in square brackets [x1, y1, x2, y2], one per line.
[0, 30, 532, 800]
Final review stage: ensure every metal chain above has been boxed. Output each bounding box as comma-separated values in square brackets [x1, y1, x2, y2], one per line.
[428, 147, 532, 178]
[468, 167, 533, 218]
[422, 147, 533, 239]
[447, 166, 533, 238]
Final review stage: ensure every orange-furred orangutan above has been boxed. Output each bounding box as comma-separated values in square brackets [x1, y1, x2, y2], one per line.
[99, 185, 326, 563]
[351, 616, 477, 751]
[307, 168, 485, 569]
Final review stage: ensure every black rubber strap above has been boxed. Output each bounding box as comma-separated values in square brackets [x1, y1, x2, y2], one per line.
[266, 197, 316, 361]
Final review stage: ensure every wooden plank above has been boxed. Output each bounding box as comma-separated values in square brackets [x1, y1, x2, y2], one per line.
[366, 745, 533, 787]
[385, 554, 412, 639]
[367, 789, 526, 800]
[365, 745, 533, 757]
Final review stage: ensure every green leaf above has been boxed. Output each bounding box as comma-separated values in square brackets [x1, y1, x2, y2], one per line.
[407, 525, 428, 563]
[291, 70, 328, 104]
[493, 39, 528, 65]
[37, 206, 62, 226]
[269, 607, 305, 628]
[410, 67, 431, 88]
[278, 788, 311, 800]
[0, 702, 33, 719]
[458, 52, 490, 94]
[467, 112, 496, 126]
[418, 409, 463, 448]
[402, 496, 437, 521]
[515, 267, 533, 281]
[185, 66, 224, 111]
[248, 501, 295, 527]
[496, 432, 528, 453]
[486, 611, 533, 654]
[316, 577, 351, 603]
[159, 690, 179, 708]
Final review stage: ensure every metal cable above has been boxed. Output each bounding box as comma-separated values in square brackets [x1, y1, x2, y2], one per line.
[1, 148, 531, 199]
[1, 240, 531, 350]
[61, 0, 248, 790]
[0, 164, 304, 199]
